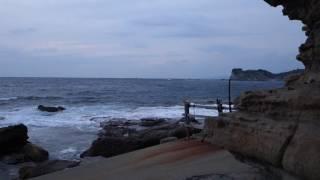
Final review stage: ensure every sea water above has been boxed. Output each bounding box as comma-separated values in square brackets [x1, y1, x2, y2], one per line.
[0, 78, 283, 160]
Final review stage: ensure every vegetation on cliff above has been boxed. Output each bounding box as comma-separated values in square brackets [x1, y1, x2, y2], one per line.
[231, 68, 304, 81]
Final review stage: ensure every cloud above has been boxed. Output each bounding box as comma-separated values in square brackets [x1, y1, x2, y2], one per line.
[0, 0, 305, 78]
[9, 28, 37, 35]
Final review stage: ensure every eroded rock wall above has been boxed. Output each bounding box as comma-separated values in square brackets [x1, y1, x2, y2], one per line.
[203, 1, 320, 179]
[266, 0, 320, 84]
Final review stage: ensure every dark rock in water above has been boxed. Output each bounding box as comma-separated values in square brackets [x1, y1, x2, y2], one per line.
[0, 124, 49, 168]
[0, 124, 28, 157]
[22, 143, 49, 163]
[0, 117, 5, 121]
[139, 118, 167, 127]
[37, 105, 65, 112]
[82, 120, 201, 158]
[19, 160, 80, 179]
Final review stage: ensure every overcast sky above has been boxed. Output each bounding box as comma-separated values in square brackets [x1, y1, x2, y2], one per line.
[0, 0, 305, 78]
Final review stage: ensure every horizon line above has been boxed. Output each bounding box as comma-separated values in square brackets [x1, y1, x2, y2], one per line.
[0, 76, 229, 80]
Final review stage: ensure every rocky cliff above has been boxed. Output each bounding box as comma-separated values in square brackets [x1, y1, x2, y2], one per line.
[231, 68, 304, 81]
[203, 1, 320, 179]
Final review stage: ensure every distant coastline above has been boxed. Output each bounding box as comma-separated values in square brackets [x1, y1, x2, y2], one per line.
[230, 68, 304, 81]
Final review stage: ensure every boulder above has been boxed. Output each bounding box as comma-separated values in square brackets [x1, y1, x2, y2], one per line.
[37, 105, 65, 112]
[0, 124, 28, 157]
[19, 160, 80, 179]
[22, 143, 49, 162]
[0, 124, 49, 167]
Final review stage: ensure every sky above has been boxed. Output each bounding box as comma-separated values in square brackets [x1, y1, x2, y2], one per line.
[0, 0, 305, 78]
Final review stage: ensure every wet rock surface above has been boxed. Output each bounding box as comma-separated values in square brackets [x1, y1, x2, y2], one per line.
[22, 143, 49, 163]
[37, 105, 66, 112]
[139, 118, 167, 127]
[0, 124, 53, 179]
[19, 160, 80, 179]
[81, 118, 201, 158]
[0, 125, 49, 165]
[203, 1, 320, 179]
[0, 124, 29, 157]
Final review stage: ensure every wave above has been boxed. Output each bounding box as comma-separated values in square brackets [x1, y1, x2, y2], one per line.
[0, 97, 18, 101]
[20, 96, 63, 100]
[0, 96, 63, 102]
[0, 104, 221, 130]
[0, 104, 220, 160]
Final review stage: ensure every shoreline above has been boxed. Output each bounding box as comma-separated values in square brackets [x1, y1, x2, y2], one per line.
[32, 139, 297, 180]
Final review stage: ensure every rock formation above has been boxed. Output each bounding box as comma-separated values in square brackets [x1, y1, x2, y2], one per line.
[81, 119, 201, 158]
[231, 68, 304, 81]
[0, 124, 29, 156]
[0, 124, 49, 164]
[203, 1, 320, 180]
[19, 160, 80, 179]
[37, 105, 66, 113]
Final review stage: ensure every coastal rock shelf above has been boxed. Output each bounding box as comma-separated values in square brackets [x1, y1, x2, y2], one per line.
[81, 118, 201, 158]
[203, 1, 320, 180]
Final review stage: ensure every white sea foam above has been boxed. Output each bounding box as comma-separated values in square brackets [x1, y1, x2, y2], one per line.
[60, 147, 77, 154]
[0, 104, 222, 160]
[0, 97, 18, 101]
[0, 104, 223, 129]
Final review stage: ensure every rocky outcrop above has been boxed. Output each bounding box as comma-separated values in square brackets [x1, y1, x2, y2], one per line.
[231, 68, 304, 81]
[81, 119, 201, 158]
[0, 124, 29, 157]
[203, 1, 320, 180]
[0, 124, 51, 179]
[38, 105, 65, 112]
[22, 143, 49, 163]
[0, 125, 49, 164]
[19, 160, 80, 179]
[265, 0, 320, 85]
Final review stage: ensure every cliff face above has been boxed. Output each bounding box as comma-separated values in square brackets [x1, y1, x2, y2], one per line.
[265, 0, 320, 85]
[231, 68, 304, 81]
[203, 1, 320, 179]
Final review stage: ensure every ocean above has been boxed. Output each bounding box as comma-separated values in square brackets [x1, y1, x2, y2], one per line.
[0, 78, 283, 160]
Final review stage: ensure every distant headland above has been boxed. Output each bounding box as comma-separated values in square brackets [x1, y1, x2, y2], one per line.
[230, 68, 304, 81]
